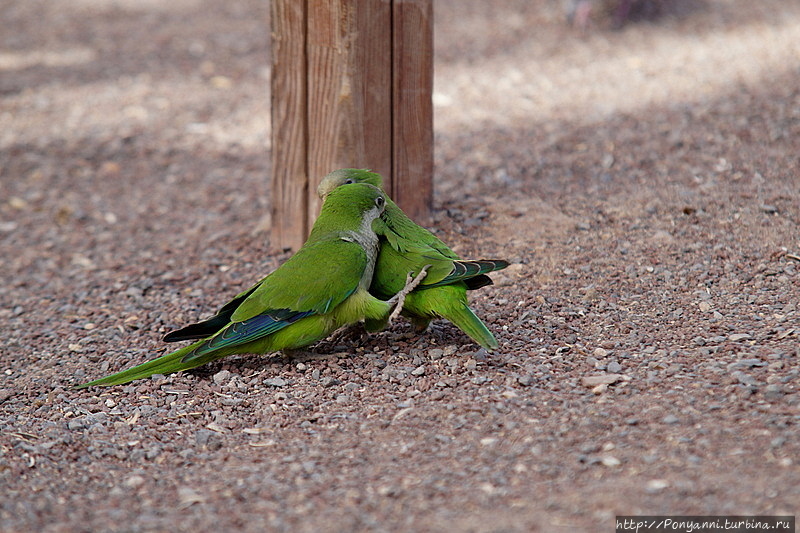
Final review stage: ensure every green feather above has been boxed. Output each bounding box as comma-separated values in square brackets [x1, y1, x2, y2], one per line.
[77, 183, 392, 388]
[318, 169, 509, 350]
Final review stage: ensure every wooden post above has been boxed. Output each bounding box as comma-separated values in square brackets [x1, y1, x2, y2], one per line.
[271, 0, 433, 251]
[270, 0, 308, 251]
[391, 0, 433, 224]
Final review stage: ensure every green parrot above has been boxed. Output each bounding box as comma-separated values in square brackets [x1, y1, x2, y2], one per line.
[78, 182, 420, 388]
[317, 168, 508, 350]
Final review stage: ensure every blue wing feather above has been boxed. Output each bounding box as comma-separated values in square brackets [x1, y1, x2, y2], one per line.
[179, 237, 367, 363]
[182, 309, 314, 362]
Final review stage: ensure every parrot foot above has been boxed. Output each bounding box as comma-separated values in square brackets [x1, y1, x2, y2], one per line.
[387, 265, 430, 324]
[324, 324, 366, 345]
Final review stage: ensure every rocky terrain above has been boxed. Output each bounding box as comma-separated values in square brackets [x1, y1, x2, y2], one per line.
[1, 1, 799, 531]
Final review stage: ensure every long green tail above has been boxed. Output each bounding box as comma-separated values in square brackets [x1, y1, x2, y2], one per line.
[440, 301, 499, 350]
[76, 339, 220, 388]
[401, 284, 500, 350]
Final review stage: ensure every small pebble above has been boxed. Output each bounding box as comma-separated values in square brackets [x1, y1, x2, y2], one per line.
[582, 288, 601, 302]
[320, 377, 340, 388]
[124, 475, 146, 489]
[428, 348, 444, 360]
[263, 377, 288, 388]
[693, 336, 706, 346]
[213, 370, 231, 385]
[646, 479, 669, 493]
[732, 371, 758, 387]
[730, 358, 766, 368]
[195, 429, 216, 447]
[67, 418, 87, 431]
[581, 374, 624, 387]
[474, 349, 490, 361]
[177, 487, 206, 506]
[764, 384, 784, 400]
[517, 375, 533, 386]
[145, 447, 162, 460]
[600, 455, 621, 467]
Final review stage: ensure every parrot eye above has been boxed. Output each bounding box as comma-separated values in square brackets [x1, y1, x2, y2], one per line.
[375, 196, 385, 208]
[344, 178, 354, 184]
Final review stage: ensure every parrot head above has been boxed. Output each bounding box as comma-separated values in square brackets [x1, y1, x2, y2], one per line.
[317, 168, 384, 199]
[313, 182, 387, 239]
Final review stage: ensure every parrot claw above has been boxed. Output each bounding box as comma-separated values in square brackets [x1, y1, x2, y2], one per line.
[387, 265, 430, 324]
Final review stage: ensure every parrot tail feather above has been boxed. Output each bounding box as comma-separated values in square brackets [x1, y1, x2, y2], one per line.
[162, 314, 230, 342]
[463, 274, 493, 291]
[163, 284, 260, 342]
[441, 301, 499, 350]
[425, 259, 509, 289]
[75, 340, 212, 388]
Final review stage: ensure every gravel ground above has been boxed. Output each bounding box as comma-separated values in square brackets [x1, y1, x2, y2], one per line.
[2, 1, 799, 532]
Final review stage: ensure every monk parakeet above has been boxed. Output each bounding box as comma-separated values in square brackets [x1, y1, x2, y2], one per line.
[78, 183, 421, 388]
[317, 169, 508, 350]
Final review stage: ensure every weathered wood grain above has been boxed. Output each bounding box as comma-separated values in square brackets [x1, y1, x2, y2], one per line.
[270, 0, 308, 251]
[271, 0, 432, 250]
[392, 0, 433, 224]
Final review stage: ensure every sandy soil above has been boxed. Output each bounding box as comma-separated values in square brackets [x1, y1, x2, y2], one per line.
[1, 0, 799, 531]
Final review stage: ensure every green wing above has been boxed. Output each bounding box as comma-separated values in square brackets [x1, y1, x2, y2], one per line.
[381, 200, 458, 259]
[231, 236, 366, 322]
[179, 236, 367, 361]
[373, 213, 508, 299]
